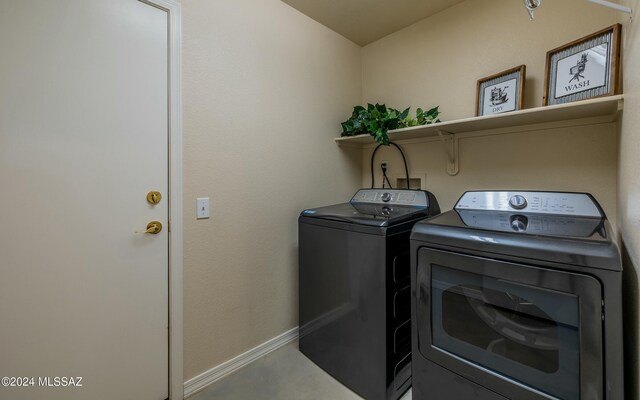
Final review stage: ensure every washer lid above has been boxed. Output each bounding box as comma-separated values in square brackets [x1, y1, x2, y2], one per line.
[300, 189, 440, 228]
[300, 202, 431, 227]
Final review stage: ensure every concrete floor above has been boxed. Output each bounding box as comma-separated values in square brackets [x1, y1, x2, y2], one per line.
[189, 341, 412, 400]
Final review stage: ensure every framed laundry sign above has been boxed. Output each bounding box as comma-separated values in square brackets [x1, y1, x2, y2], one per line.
[543, 24, 621, 106]
[476, 65, 526, 116]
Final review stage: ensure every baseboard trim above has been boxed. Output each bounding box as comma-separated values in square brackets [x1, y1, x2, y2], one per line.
[183, 326, 299, 398]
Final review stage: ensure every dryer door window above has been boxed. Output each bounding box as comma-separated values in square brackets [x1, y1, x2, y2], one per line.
[433, 266, 578, 399]
[416, 248, 603, 400]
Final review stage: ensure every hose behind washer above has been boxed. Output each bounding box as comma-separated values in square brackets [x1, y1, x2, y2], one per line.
[370, 142, 410, 189]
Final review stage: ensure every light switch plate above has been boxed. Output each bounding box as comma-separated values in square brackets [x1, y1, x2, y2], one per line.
[196, 198, 210, 219]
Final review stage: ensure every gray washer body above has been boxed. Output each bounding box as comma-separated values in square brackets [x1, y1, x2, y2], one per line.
[299, 189, 440, 400]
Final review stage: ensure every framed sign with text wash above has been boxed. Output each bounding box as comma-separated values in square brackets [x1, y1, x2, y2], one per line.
[543, 24, 621, 106]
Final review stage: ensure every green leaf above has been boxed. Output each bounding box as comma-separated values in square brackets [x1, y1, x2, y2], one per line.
[341, 121, 353, 134]
[375, 128, 390, 145]
[351, 106, 365, 118]
[340, 102, 441, 145]
[385, 117, 399, 130]
[426, 106, 440, 119]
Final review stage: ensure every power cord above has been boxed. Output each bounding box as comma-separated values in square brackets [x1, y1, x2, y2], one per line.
[370, 142, 410, 189]
[381, 163, 393, 189]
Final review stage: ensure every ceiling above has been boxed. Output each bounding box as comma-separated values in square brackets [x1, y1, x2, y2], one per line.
[280, 0, 466, 46]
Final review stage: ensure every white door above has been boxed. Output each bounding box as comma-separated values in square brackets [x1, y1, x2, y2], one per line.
[0, 1, 169, 399]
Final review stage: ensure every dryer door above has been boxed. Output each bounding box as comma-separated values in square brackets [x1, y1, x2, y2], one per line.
[415, 248, 603, 400]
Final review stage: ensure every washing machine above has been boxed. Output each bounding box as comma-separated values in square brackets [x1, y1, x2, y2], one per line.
[299, 189, 440, 400]
[410, 191, 623, 400]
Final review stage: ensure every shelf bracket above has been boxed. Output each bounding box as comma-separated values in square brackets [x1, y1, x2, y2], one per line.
[436, 129, 459, 176]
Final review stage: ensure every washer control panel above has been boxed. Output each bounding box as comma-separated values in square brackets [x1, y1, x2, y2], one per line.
[351, 189, 428, 207]
[455, 191, 602, 217]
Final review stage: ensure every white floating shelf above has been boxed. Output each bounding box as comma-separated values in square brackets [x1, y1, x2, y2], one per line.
[335, 95, 623, 146]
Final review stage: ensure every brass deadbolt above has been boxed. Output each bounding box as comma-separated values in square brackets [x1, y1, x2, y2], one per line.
[147, 191, 162, 205]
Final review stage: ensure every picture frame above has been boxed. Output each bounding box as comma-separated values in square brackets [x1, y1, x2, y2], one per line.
[543, 24, 621, 106]
[475, 65, 526, 117]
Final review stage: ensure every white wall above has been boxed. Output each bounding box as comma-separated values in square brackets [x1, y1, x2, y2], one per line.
[181, 0, 362, 380]
[618, 1, 640, 398]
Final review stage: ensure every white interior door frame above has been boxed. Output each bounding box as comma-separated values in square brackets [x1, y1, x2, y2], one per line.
[138, 0, 183, 398]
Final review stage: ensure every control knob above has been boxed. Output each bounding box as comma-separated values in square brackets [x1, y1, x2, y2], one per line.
[509, 195, 528, 210]
[381, 192, 392, 203]
[510, 215, 529, 232]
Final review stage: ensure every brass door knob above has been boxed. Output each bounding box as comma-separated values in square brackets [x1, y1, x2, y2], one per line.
[147, 191, 162, 205]
[136, 221, 162, 235]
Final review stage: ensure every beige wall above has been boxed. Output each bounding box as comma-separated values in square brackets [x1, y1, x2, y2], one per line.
[181, 0, 362, 380]
[619, 3, 640, 264]
[361, 124, 618, 223]
[361, 0, 638, 396]
[618, 1, 640, 399]
[361, 0, 620, 218]
[362, 0, 619, 118]
[180, 0, 638, 390]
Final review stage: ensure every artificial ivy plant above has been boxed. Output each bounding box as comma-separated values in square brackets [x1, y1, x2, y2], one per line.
[341, 103, 441, 145]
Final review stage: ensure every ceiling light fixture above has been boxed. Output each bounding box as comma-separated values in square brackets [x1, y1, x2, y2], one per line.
[523, 0, 542, 20]
[524, 0, 632, 21]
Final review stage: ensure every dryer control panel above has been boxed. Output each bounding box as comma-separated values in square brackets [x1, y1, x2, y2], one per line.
[455, 191, 603, 218]
[351, 189, 428, 207]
